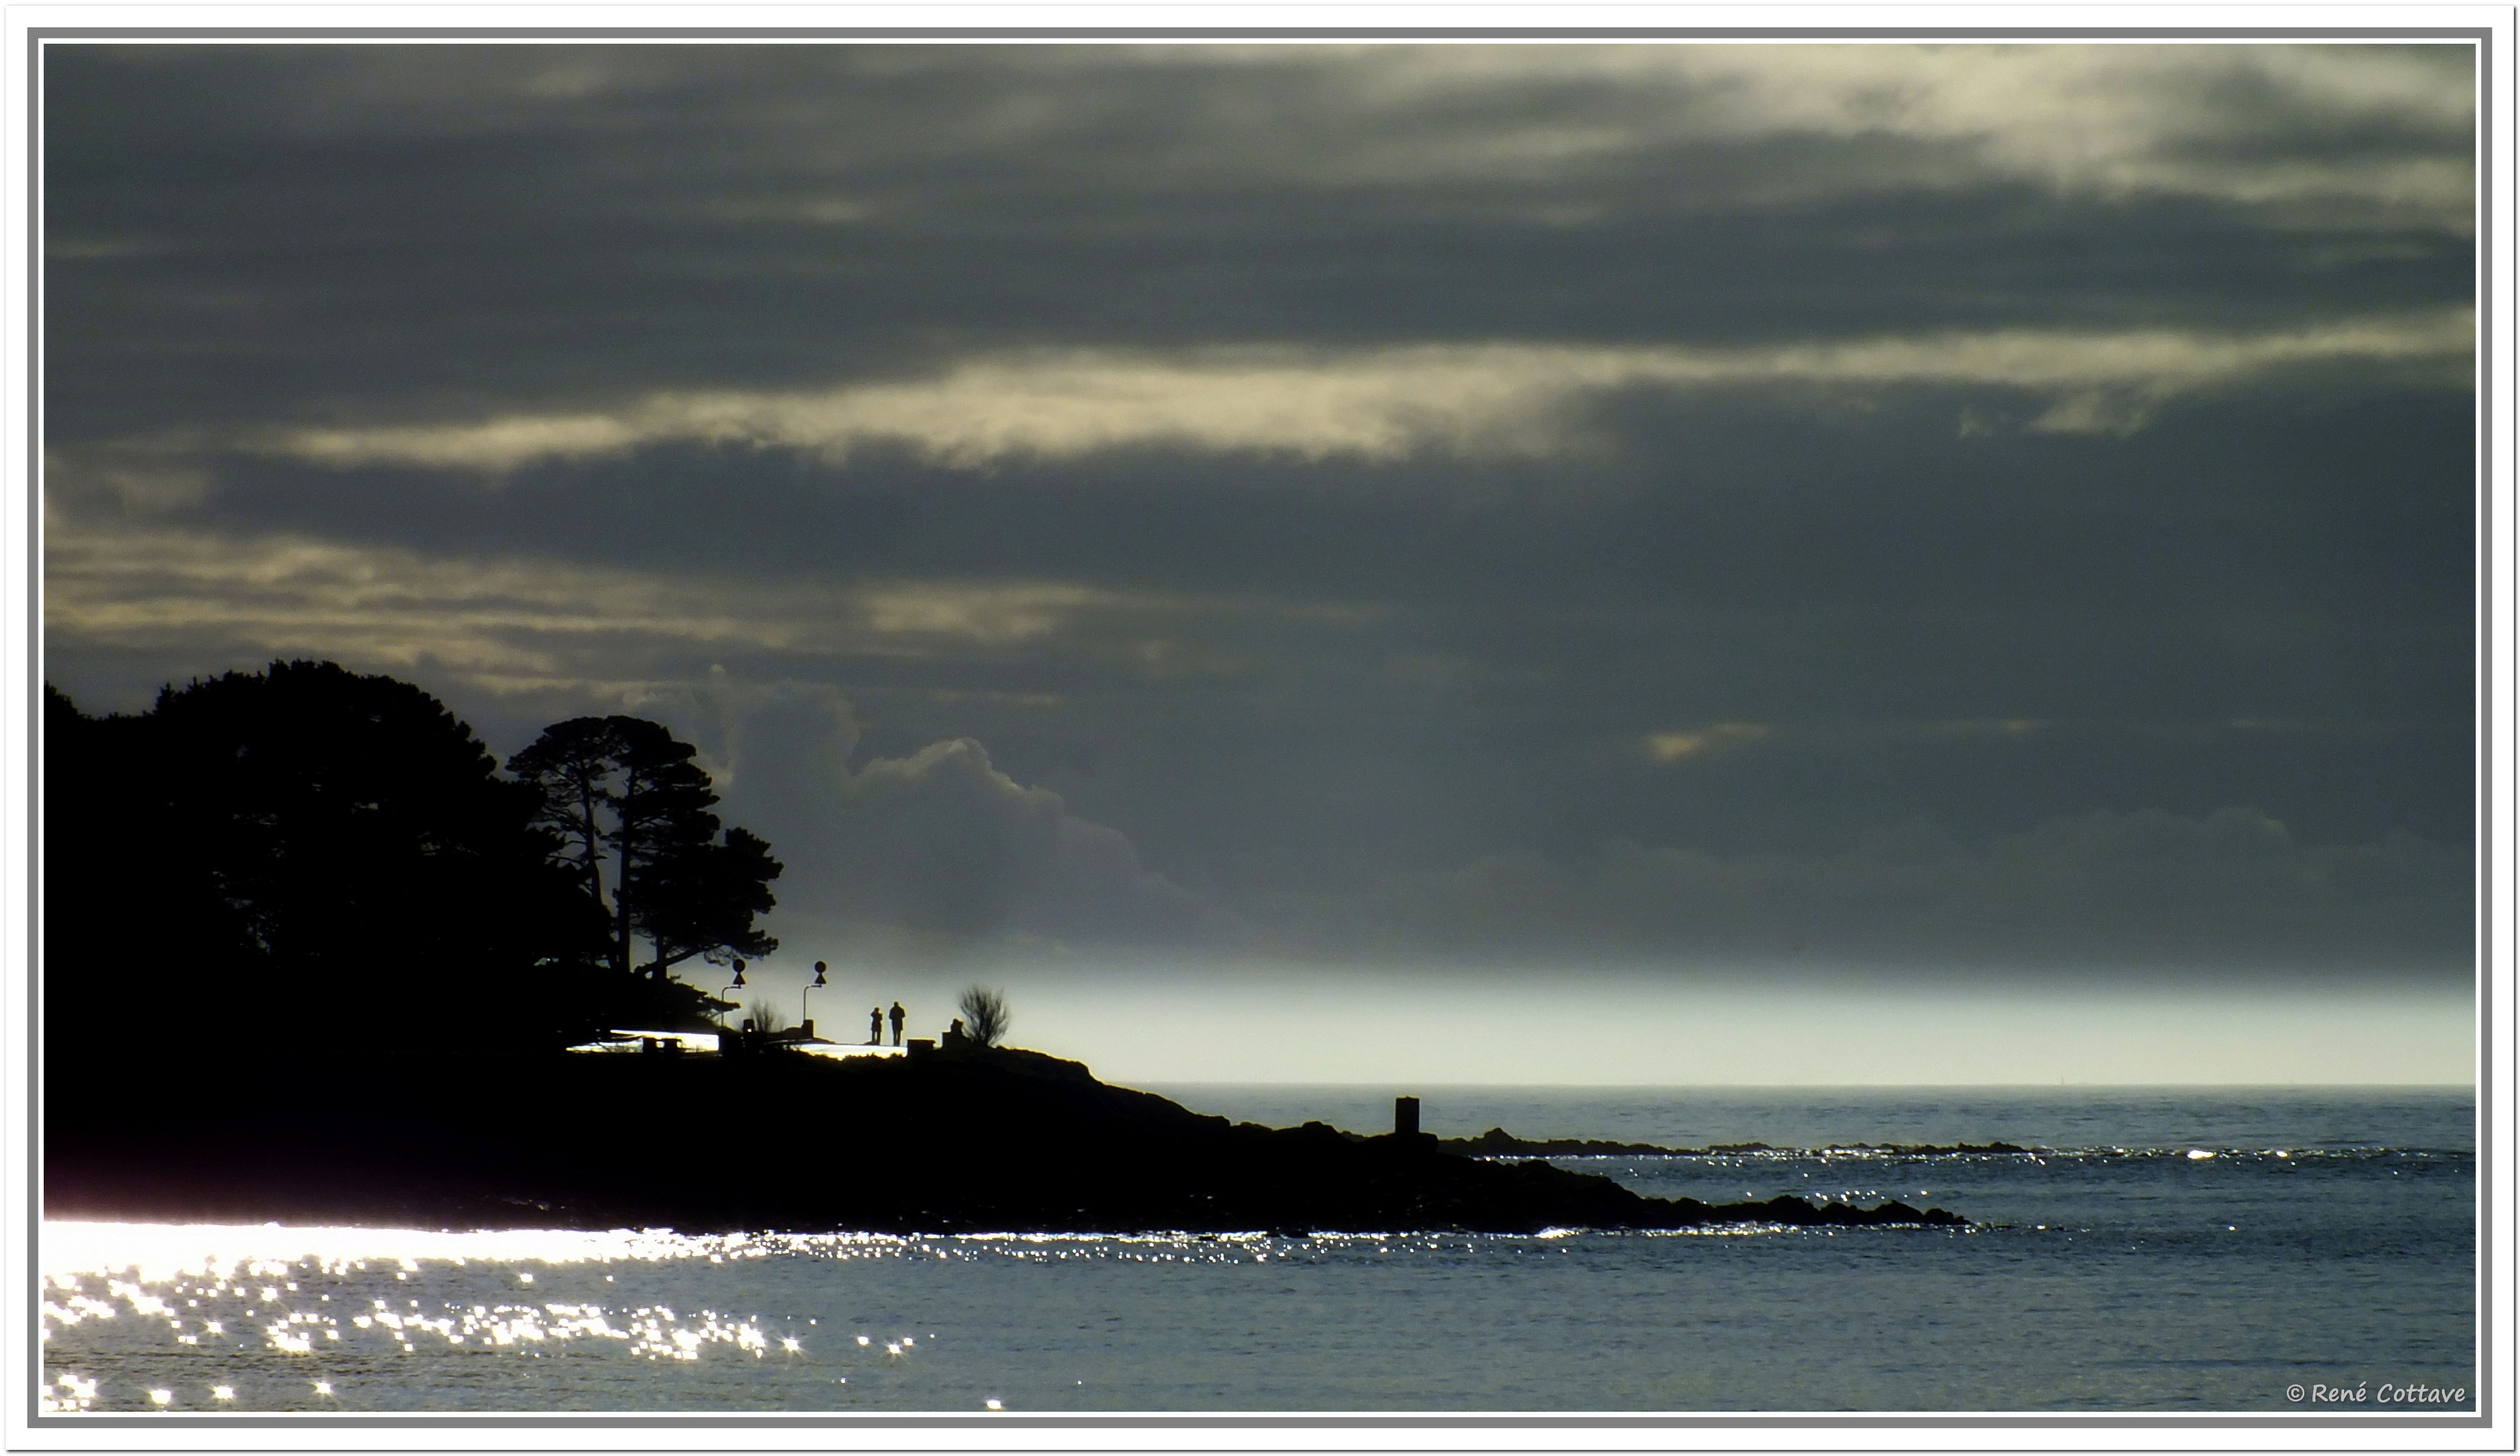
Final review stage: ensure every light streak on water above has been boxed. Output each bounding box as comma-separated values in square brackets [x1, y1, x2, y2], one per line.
[39, 1108, 2461, 1415]
[39, 1220, 1465, 1413]
[38, 1222, 941, 1413]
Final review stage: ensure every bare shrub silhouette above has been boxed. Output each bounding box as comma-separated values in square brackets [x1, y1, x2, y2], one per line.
[957, 987, 1011, 1048]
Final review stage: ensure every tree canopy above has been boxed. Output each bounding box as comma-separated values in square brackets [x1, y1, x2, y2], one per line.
[506, 715, 781, 981]
[44, 664, 760, 1082]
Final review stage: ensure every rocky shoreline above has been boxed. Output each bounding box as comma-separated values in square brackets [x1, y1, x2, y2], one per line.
[47, 1044, 1968, 1235]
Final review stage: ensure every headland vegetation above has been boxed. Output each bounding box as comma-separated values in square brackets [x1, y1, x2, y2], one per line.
[44, 662, 1964, 1236]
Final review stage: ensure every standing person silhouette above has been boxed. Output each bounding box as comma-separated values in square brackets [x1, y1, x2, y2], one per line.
[868, 1007, 882, 1045]
[889, 1002, 906, 1047]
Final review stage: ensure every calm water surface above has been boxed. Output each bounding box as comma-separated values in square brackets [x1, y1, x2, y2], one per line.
[40, 1086, 2475, 1414]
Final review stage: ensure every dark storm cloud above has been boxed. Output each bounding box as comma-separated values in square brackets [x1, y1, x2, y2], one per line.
[42, 45, 2471, 442]
[38, 41, 2479, 982]
[528, 678, 2459, 980]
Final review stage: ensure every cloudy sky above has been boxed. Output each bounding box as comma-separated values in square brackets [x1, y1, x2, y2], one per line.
[40, 41, 2478, 1083]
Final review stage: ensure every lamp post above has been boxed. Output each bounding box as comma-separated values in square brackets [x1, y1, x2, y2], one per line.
[720, 959, 747, 1032]
[802, 960, 828, 1035]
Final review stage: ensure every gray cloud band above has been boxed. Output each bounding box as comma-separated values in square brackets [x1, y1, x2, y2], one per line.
[219, 314, 2469, 472]
[38, 40, 2479, 987]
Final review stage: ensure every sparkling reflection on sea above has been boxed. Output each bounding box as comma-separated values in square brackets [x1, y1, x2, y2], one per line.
[39, 1087, 2478, 1414]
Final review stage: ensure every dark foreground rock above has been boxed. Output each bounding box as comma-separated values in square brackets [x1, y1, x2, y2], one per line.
[47, 1045, 1966, 1235]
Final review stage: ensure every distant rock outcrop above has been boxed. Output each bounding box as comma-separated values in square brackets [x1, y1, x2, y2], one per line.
[1441, 1127, 2035, 1159]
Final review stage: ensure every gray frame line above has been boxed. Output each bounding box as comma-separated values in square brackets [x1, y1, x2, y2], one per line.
[34, 1412, 2496, 1430]
[18, 24, 2501, 1436]
[13, 26, 2501, 37]
[22, 27, 38, 1449]
[2481, 19, 2498, 1432]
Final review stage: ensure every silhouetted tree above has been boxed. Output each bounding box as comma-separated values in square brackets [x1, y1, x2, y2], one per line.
[636, 827, 781, 975]
[958, 986, 1012, 1048]
[506, 715, 781, 982]
[47, 681, 248, 975]
[506, 717, 626, 925]
[45, 663, 638, 1067]
[608, 719, 722, 973]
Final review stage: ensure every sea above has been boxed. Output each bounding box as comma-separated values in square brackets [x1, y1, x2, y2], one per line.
[38, 1085, 2478, 1416]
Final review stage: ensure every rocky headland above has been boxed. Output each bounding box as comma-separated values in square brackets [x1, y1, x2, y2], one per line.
[47, 1044, 1968, 1235]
